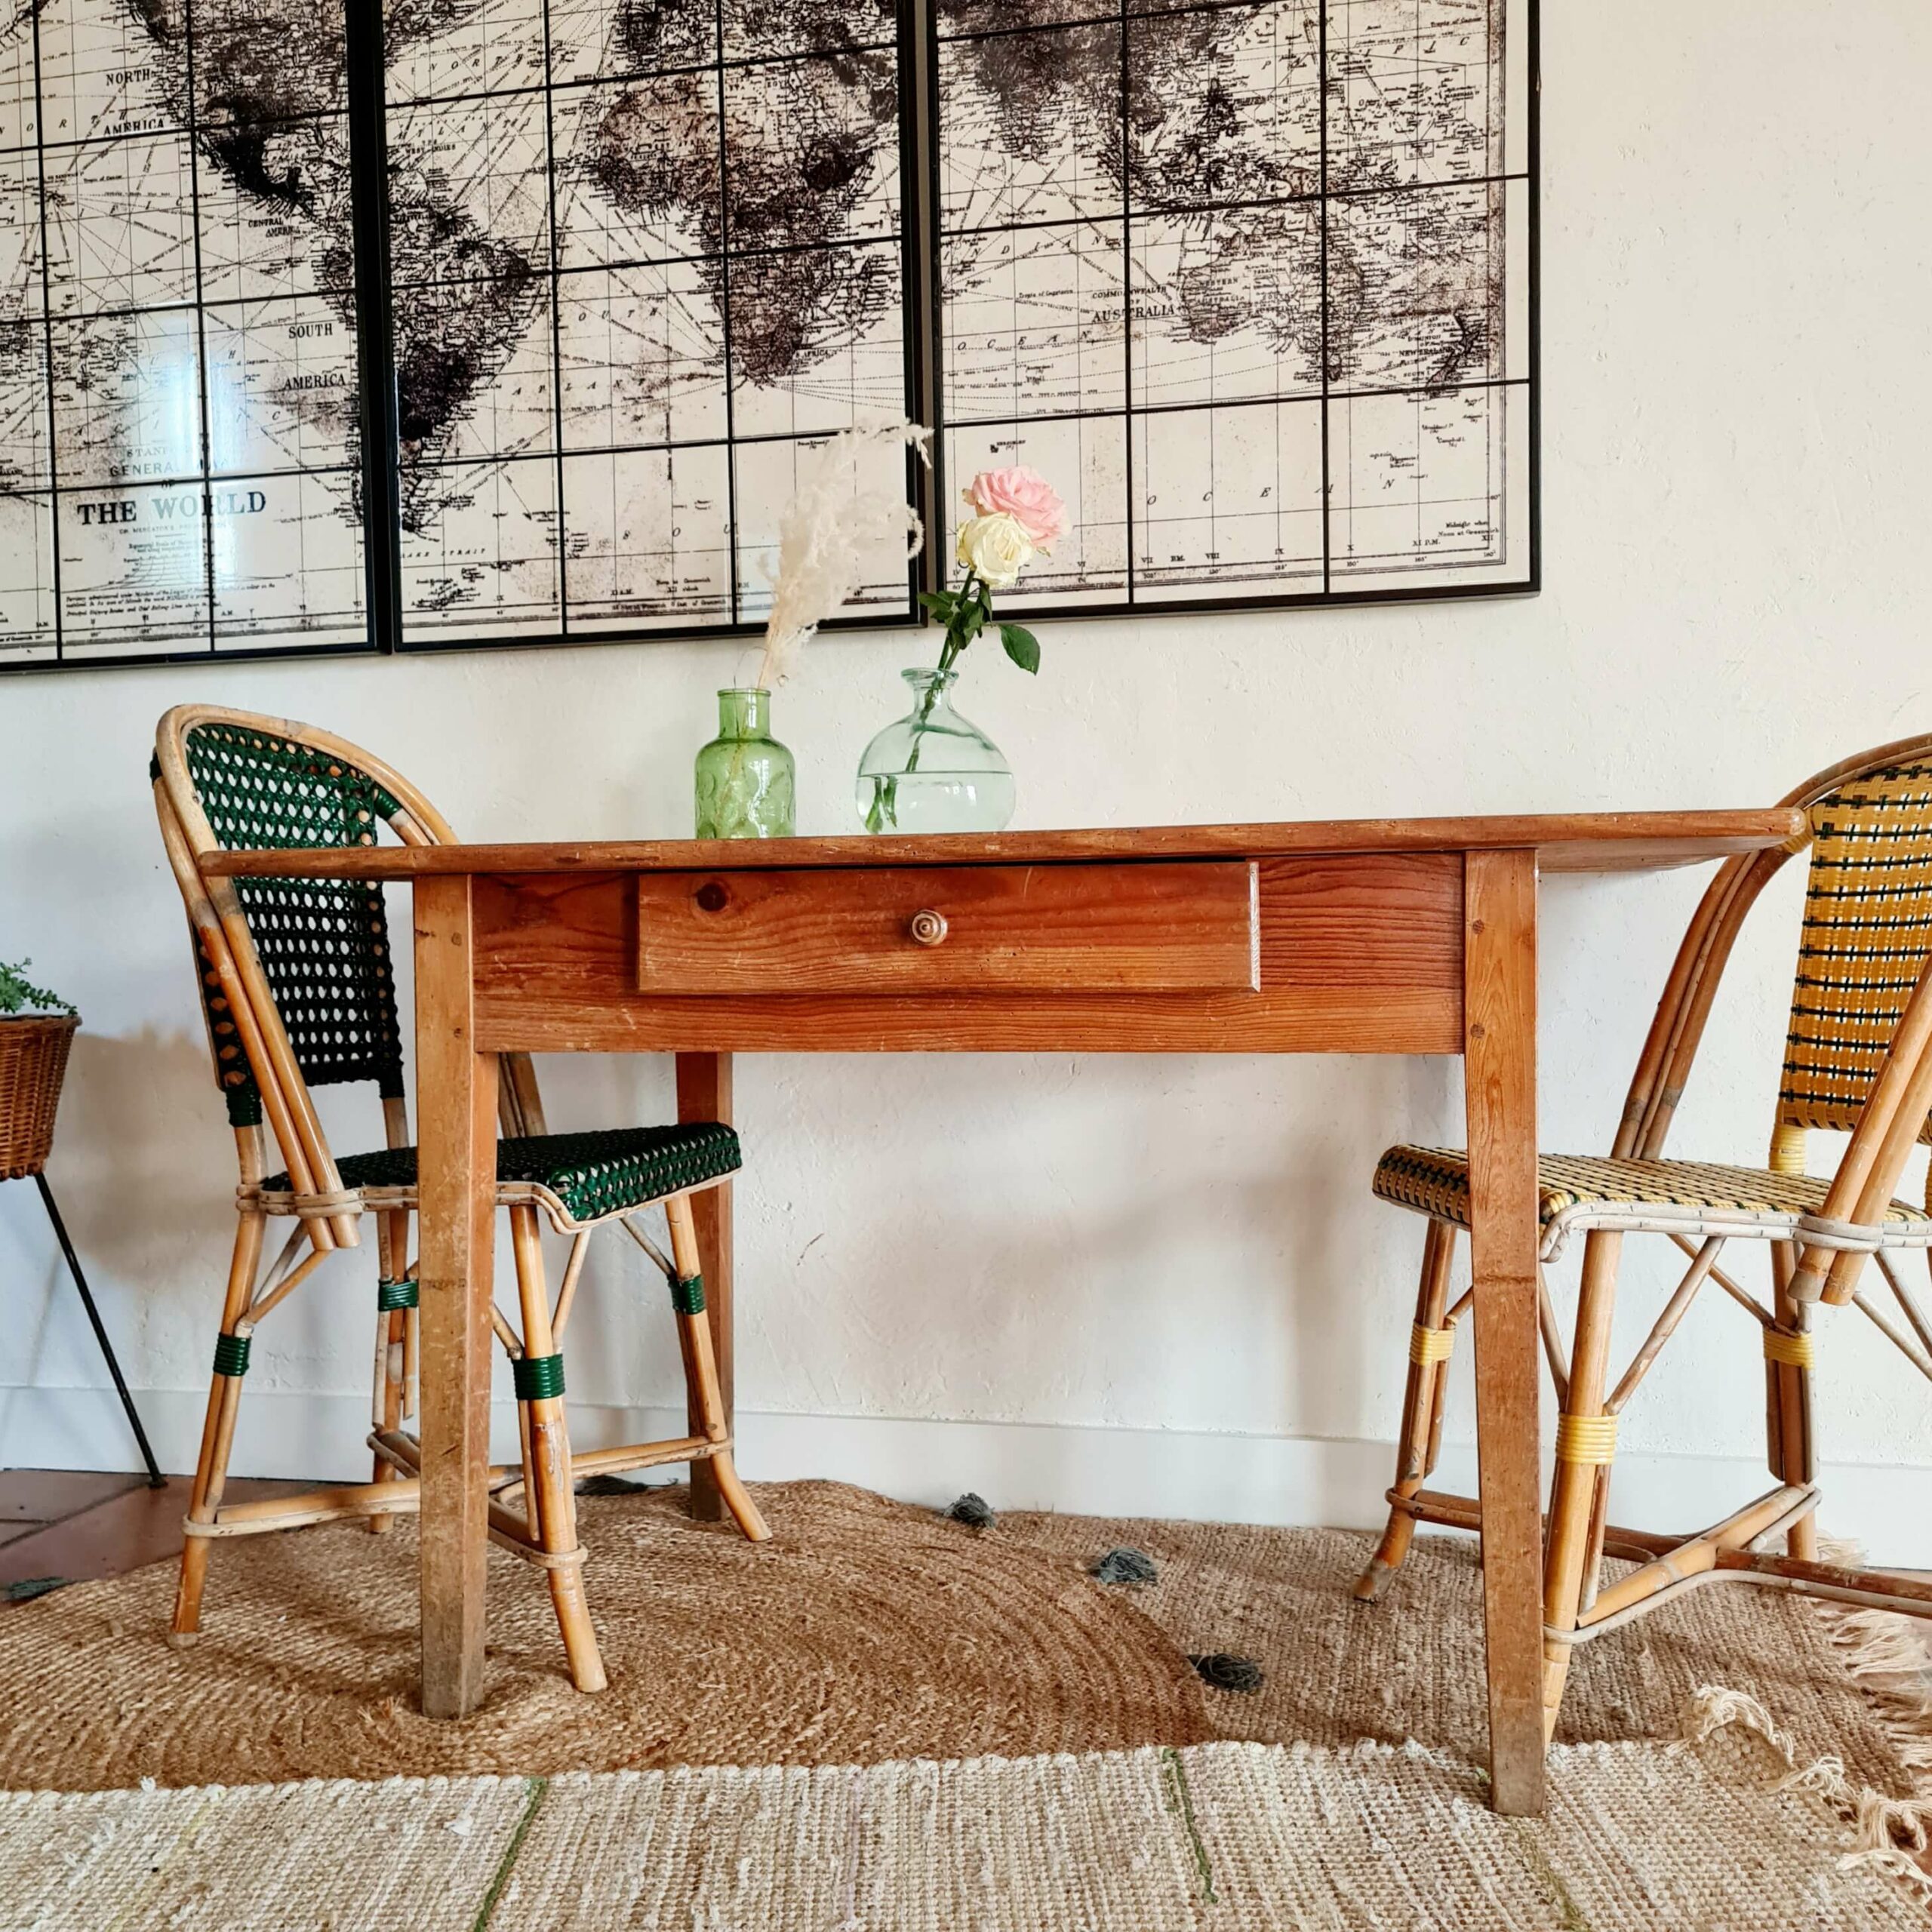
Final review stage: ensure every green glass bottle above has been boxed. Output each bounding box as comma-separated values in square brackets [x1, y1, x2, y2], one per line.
[694, 687, 795, 839]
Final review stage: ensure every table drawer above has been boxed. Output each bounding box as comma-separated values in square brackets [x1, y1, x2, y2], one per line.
[635, 862, 1259, 995]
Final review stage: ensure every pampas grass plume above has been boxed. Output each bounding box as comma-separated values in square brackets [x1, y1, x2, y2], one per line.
[754, 419, 929, 688]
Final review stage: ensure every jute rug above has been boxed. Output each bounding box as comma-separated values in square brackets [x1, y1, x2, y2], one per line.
[0, 1721, 1924, 1928]
[2, 1479, 1929, 1924]
[1002, 1507, 1932, 1793]
[2, 1478, 1926, 1801]
[0, 1483, 1213, 1788]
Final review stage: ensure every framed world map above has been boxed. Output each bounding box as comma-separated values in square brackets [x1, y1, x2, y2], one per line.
[0, 0, 1536, 671]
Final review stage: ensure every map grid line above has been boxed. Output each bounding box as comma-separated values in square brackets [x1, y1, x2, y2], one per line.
[713, 0, 741, 623]
[28, 2, 61, 663]
[181, 0, 217, 655]
[898, 0, 942, 607]
[1118, 0, 1134, 602]
[1318, 0, 1330, 594]
[541, 0, 569, 637]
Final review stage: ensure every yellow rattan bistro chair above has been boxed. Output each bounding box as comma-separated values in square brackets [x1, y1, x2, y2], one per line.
[152, 705, 769, 1692]
[1357, 736, 1932, 1737]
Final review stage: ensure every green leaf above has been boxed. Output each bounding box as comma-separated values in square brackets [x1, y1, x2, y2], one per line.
[0, 958, 74, 1017]
[999, 623, 1041, 673]
[917, 590, 955, 619]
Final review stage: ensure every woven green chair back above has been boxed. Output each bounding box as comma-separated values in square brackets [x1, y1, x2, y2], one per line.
[182, 721, 408, 1128]
[1778, 755, 1932, 1143]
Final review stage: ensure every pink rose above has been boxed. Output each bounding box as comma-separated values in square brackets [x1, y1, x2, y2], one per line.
[964, 466, 1067, 550]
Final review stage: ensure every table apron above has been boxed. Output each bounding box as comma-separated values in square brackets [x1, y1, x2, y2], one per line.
[467, 852, 1467, 1056]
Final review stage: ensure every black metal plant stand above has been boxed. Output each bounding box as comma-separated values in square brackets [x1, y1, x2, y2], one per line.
[19, 1174, 164, 1487]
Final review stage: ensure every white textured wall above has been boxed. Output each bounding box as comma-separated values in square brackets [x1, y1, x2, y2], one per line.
[3, 2, 1930, 1553]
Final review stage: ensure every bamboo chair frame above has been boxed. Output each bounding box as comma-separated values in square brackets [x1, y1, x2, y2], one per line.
[1356, 734, 1932, 1740]
[152, 703, 768, 1692]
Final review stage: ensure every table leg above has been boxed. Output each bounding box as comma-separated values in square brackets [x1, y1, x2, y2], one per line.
[1462, 849, 1546, 1815]
[676, 1052, 734, 1522]
[414, 875, 500, 1718]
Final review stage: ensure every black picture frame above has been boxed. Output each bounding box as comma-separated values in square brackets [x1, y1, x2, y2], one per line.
[1, 0, 1538, 676]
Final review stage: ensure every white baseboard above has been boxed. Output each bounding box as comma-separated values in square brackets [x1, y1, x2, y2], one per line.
[4, 1383, 1927, 1566]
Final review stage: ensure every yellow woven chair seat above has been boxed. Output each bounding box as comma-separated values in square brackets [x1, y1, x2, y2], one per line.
[1372, 1145, 1932, 1260]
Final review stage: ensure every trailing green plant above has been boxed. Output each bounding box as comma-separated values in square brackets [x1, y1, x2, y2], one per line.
[0, 959, 75, 1018]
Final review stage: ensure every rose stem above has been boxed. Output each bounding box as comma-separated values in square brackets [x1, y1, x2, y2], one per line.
[901, 570, 983, 781]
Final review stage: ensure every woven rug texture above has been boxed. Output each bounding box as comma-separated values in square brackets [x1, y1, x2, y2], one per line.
[1, 1728, 1924, 1930]
[2, 1480, 1930, 1926]
[0, 1482, 1211, 1788]
[1, 1480, 1925, 1798]
[1002, 1507, 1931, 1788]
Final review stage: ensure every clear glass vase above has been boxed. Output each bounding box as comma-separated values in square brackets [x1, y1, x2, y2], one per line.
[855, 668, 1015, 834]
[694, 688, 795, 838]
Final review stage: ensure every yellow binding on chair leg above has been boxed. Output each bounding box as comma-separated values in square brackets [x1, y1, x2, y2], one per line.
[1355, 1220, 1458, 1603]
[1360, 735, 1932, 1745]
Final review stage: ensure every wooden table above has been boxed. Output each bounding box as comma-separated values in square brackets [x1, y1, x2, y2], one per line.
[207, 810, 1804, 1815]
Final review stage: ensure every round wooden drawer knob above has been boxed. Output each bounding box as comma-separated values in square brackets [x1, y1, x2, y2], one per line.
[908, 909, 949, 947]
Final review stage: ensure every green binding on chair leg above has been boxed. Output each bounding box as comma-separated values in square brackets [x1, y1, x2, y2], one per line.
[377, 1277, 419, 1311]
[513, 1353, 566, 1401]
[212, 1333, 251, 1377]
[671, 1274, 706, 1315]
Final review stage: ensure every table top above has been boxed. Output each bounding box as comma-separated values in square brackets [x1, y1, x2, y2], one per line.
[201, 809, 1807, 880]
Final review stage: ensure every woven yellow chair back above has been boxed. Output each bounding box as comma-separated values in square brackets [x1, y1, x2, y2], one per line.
[1777, 754, 1932, 1146]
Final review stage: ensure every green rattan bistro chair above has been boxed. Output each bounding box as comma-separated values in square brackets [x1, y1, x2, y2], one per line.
[152, 704, 769, 1692]
[1357, 735, 1932, 1739]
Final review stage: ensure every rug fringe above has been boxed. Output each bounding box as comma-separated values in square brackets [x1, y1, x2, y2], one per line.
[1812, 1537, 1932, 1788]
[1678, 1684, 1932, 1902]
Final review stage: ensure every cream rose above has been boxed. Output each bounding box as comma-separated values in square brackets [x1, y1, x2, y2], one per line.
[955, 511, 1036, 590]
[964, 465, 1068, 550]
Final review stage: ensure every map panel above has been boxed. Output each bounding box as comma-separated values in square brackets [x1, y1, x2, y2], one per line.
[50, 306, 203, 487]
[204, 297, 359, 476]
[0, 153, 41, 313]
[0, 20, 38, 154]
[384, 0, 548, 105]
[560, 440, 734, 634]
[0, 0, 368, 664]
[549, 79, 719, 273]
[400, 451, 560, 637]
[943, 221, 1127, 423]
[732, 429, 912, 627]
[192, 115, 356, 306]
[945, 412, 1128, 605]
[1134, 398, 1326, 595]
[934, 0, 1532, 611]
[0, 319, 51, 488]
[389, 0, 913, 643]
[2, 0, 1533, 672]
[1327, 377, 1527, 589]
[0, 492, 56, 660]
[1129, 205, 1322, 409]
[1325, 0, 1524, 187]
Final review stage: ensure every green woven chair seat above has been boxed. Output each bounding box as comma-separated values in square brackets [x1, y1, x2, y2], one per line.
[1373, 1143, 1932, 1258]
[262, 1123, 740, 1225]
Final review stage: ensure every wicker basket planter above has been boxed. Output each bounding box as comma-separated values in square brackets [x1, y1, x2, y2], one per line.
[0, 1013, 78, 1181]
